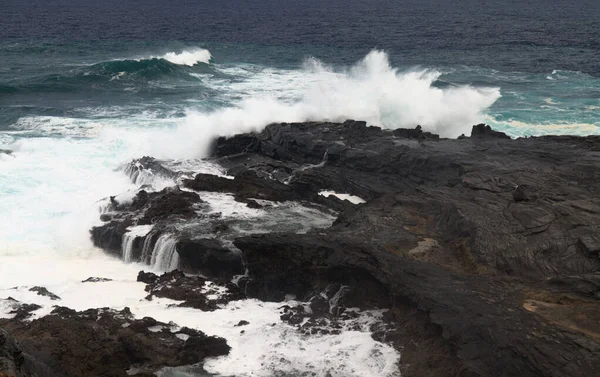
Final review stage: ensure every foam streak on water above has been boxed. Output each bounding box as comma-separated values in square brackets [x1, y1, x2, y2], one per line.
[0, 254, 400, 377]
[5, 45, 599, 377]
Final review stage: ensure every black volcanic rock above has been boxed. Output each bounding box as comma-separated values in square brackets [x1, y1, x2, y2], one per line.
[0, 298, 42, 321]
[29, 287, 60, 301]
[0, 307, 229, 377]
[182, 171, 310, 203]
[90, 218, 134, 256]
[81, 277, 113, 283]
[470, 123, 511, 139]
[141, 270, 244, 310]
[0, 328, 62, 377]
[138, 187, 202, 224]
[137, 271, 159, 284]
[176, 238, 243, 280]
[392, 125, 440, 140]
[90, 121, 600, 377]
[512, 184, 528, 202]
[213, 121, 600, 377]
[91, 186, 202, 258]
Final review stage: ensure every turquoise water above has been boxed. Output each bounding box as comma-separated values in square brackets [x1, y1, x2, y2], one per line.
[0, 41, 599, 255]
[2, 40, 598, 139]
[0, 2, 599, 376]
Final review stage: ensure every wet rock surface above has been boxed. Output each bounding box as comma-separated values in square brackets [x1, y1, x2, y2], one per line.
[0, 328, 60, 377]
[81, 277, 113, 283]
[86, 120, 600, 377]
[124, 156, 183, 185]
[219, 121, 600, 377]
[90, 158, 335, 279]
[0, 307, 229, 377]
[28, 287, 60, 301]
[138, 270, 245, 310]
[175, 238, 243, 279]
[0, 298, 41, 321]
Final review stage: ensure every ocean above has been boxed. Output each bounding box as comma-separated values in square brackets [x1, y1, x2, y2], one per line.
[0, 0, 599, 376]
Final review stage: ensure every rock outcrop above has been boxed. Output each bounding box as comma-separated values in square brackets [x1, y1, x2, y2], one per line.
[0, 307, 229, 377]
[216, 121, 600, 377]
[88, 120, 600, 377]
[0, 328, 60, 377]
[138, 270, 245, 310]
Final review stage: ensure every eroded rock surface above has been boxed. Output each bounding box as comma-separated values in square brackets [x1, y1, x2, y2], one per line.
[0, 328, 59, 377]
[138, 270, 245, 310]
[89, 121, 600, 377]
[217, 121, 600, 377]
[0, 307, 229, 377]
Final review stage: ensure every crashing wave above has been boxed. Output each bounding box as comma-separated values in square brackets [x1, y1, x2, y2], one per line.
[144, 49, 501, 159]
[156, 48, 212, 66]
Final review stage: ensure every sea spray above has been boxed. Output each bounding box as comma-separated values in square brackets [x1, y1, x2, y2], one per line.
[144, 50, 501, 159]
[158, 48, 212, 66]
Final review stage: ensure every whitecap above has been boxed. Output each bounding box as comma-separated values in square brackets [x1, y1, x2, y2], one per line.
[158, 48, 212, 66]
[143, 50, 501, 159]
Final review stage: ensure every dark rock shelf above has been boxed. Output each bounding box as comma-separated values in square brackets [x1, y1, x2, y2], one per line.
[5, 120, 600, 377]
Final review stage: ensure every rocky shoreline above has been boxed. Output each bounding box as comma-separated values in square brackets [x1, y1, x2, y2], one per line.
[2, 120, 600, 377]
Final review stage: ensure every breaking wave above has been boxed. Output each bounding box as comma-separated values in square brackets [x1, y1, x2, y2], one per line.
[154, 48, 212, 66]
[147, 50, 501, 159]
[85, 47, 212, 79]
[4, 48, 213, 93]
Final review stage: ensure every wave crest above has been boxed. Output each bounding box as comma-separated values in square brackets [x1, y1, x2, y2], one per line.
[146, 50, 501, 159]
[157, 48, 212, 66]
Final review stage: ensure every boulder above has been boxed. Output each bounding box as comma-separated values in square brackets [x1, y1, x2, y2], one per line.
[0, 307, 229, 377]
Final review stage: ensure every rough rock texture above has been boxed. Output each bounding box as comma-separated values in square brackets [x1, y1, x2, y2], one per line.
[89, 120, 600, 377]
[123, 156, 182, 184]
[0, 328, 60, 377]
[90, 185, 204, 260]
[28, 287, 60, 301]
[91, 162, 335, 279]
[81, 277, 113, 283]
[182, 171, 311, 203]
[175, 239, 243, 279]
[0, 298, 41, 321]
[214, 121, 600, 377]
[0, 307, 230, 377]
[138, 270, 244, 310]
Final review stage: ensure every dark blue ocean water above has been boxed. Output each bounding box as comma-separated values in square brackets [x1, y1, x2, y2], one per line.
[0, 2, 599, 376]
[1, 0, 599, 137]
[2, 0, 600, 73]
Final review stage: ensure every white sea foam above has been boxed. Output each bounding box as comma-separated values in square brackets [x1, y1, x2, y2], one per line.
[1, 51, 499, 376]
[487, 117, 600, 137]
[146, 50, 500, 159]
[193, 192, 336, 234]
[319, 191, 366, 204]
[0, 253, 400, 377]
[153, 48, 212, 66]
[0, 136, 136, 257]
